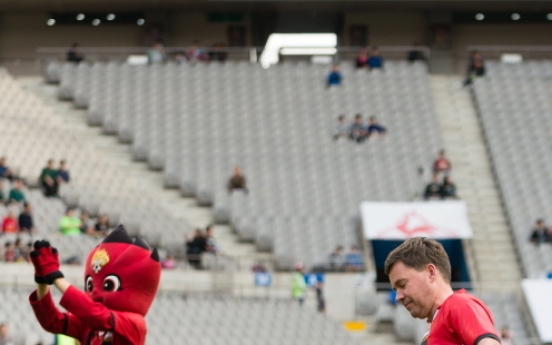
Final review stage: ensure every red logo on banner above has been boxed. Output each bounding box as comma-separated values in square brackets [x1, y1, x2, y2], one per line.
[376, 210, 458, 239]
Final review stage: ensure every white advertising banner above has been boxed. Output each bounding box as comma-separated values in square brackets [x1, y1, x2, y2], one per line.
[521, 279, 552, 344]
[360, 201, 473, 239]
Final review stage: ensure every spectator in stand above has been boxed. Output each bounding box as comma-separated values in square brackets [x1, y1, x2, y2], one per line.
[0, 157, 16, 181]
[147, 39, 166, 65]
[291, 262, 307, 306]
[161, 255, 177, 269]
[40, 159, 58, 197]
[349, 114, 366, 143]
[13, 238, 25, 262]
[186, 229, 207, 269]
[18, 203, 35, 234]
[327, 64, 342, 87]
[0, 180, 4, 205]
[8, 179, 25, 205]
[433, 149, 451, 178]
[424, 175, 442, 200]
[345, 246, 364, 272]
[227, 166, 249, 194]
[94, 214, 110, 237]
[500, 326, 514, 345]
[333, 115, 350, 140]
[464, 51, 485, 86]
[407, 43, 426, 63]
[79, 211, 94, 235]
[59, 208, 82, 236]
[205, 225, 219, 255]
[23, 241, 33, 262]
[187, 40, 207, 63]
[365, 116, 387, 138]
[530, 219, 551, 245]
[2, 211, 18, 234]
[208, 43, 228, 62]
[440, 176, 458, 199]
[355, 48, 369, 69]
[57, 160, 70, 184]
[66, 43, 84, 63]
[367, 47, 384, 70]
[4, 242, 15, 262]
[328, 245, 345, 271]
[315, 282, 326, 314]
[0, 323, 20, 345]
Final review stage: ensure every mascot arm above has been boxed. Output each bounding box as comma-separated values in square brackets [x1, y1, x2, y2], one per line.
[60, 285, 146, 343]
[60, 285, 114, 330]
[29, 289, 84, 340]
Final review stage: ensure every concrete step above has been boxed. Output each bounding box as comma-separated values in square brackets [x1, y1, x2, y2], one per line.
[430, 75, 522, 292]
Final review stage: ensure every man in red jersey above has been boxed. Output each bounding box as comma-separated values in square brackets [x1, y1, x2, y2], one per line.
[385, 237, 500, 345]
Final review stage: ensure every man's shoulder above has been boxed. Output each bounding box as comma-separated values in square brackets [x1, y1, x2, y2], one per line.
[443, 290, 489, 314]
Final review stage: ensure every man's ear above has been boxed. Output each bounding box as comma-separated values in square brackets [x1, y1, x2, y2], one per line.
[426, 264, 437, 282]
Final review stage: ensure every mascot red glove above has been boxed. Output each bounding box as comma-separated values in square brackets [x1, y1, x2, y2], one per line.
[29, 225, 161, 345]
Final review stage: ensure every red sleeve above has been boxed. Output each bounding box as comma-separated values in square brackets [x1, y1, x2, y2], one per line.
[111, 312, 147, 344]
[29, 290, 84, 340]
[448, 297, 500, 345]
[60, 285, 113, 330]
[60, 286, 146, 344]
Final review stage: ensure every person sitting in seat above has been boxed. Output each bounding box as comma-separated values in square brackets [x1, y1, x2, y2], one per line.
[0, 157, 16, 181]
[349, 114, 366, 143]
[57, 160, 70, 184]
[433, 149, 451, 178]
[424, 175, 442, 200]
[530, 219, 551, 245]
[59, 208, 82, 236]
[227, 166, 249, 194]
[2, 210, 18, 234]
[365, 116, 387, 138]
[328, 245, 345, 271]
[367, 47, 384, 70]
[333, 115, 350, 140]
[345, 246, 363, 272]
[40, 159, 58, 197]
[327, 64, 342, 87]
[440, 176, 458, 199]
[8, 179, 25, 205]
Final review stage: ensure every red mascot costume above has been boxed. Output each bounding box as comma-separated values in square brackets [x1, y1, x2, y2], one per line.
[29, 225, 161, 345]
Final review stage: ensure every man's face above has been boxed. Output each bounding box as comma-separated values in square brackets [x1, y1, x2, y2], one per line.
[389, 261, 435, 319]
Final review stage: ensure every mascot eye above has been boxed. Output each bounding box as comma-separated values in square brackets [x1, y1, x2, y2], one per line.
[85, 276, 94, 292]
[103, 275, 121, 292]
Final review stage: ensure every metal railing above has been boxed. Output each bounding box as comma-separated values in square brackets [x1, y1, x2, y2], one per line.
[35, 45, 430, 64]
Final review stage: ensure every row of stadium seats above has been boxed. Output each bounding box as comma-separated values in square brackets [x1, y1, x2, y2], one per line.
[473, 61, 552, 278]
[48, 60, 443, 269]
[0, 69, 193, 255]
[0, 286, 362, 345]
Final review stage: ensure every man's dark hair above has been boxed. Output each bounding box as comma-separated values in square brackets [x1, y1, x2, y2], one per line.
[384, 237, 452, 283]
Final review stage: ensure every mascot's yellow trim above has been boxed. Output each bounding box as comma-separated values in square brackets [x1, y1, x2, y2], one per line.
[91, 249, 110, 273]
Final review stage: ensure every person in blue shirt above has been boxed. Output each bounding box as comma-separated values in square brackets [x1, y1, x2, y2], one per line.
[345, 246, 363, 272]
[366, 116, 387, 138]
[57, 160, 70, 183]
[367, 47, 384, 70]
[327, 64, 342, 87]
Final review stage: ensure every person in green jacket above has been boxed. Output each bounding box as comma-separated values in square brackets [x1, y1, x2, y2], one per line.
[59, 208, 82, 236]
[8, 179, 25, 205]
[291, 262, 307, 306]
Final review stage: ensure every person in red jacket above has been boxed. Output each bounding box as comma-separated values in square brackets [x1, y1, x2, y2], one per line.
[28, 225, 161, 345]
[1, 211, 18, 234]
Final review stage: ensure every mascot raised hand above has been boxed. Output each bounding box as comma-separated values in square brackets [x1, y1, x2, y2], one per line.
[29, 225, 161, 345]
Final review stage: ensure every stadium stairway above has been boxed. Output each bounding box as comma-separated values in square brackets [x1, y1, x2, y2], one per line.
[430, 75, 521, 292]
[16, 76, 271, 269]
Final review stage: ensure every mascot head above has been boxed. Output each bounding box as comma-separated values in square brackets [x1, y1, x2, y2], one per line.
[84, 225, 161, 316]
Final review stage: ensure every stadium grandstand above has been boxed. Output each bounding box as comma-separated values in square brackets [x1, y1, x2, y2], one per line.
[0, 0, 552, 344]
